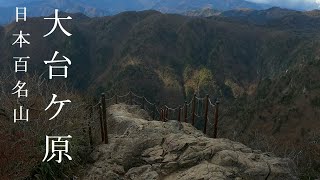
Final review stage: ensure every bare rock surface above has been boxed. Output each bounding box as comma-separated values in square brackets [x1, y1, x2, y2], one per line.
[82, 104, 297, 180]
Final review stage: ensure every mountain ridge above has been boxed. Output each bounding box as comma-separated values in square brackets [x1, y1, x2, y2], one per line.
[0, 0, 270, 25]
[1, 8, 319, 177]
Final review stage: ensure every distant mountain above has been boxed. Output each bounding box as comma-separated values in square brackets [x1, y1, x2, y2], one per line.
[0, 0, 270, 24]
[219, 7, 298, 25]
[0, 0, 110, 24]
[183, 8, 221, 17]
[79, 0, 150, 14]
[220, 7, 320, 27]
[23, 0, 110, 17]
[151, 0, 270, 13]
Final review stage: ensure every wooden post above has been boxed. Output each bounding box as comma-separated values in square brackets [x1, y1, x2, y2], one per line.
[192, 94, 196, 126]
[99, 102, 104, 142]
[184, 101, 188, 123]
[203, 94, 209, 134]
[178, 106, 181, 122]
[115, 95, 118, 104]
[129, 91, 133, 105]
[88, 106, 93, 148]
[214, 99, 220, 138]
[101, 93, 108, 144]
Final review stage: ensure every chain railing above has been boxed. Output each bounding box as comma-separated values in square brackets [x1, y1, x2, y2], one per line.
[86, 91, 220, 146]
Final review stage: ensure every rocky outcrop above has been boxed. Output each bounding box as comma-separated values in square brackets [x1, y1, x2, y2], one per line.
[82, 104, 297, 180]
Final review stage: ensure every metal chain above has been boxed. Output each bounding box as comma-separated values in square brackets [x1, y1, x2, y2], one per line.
[144, 97, 154, 106]
[118, 92, 130, 98]
[131, 92, 143, 99]
[164, 105, 180, 111]
[209, 99, 215, 108]
[105, 95, 115, 102]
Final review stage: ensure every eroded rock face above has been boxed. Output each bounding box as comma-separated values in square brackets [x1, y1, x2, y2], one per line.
[82, 104, 297, 180]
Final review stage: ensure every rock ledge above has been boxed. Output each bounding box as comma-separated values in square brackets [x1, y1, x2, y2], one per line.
[83, 104, 297, 180]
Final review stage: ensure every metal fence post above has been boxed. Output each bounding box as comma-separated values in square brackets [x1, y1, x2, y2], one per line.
[165, 107, 169, 121]
[160, 108, 164, 121]
[184, 101, 188, 123]
[101, 93, 108, 144]
[203, 94, 209, 134]
[192, 94, 196, 126]
[115, 95, 118, 104]
[214, 99, 220, 138]
[152, 103, 156, 120]
[142, 97, 145, 109]
[88, 105, 93, 148]
[178, 106, 181, 122]
[129, 91, 133, 105]
[99, 102, 104, 142]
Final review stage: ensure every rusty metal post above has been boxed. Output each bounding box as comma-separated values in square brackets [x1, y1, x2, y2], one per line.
[165, 107, 169, 121]
[99, 102, 104, 142]
[184, 101, 188, 123]
[178, 106, 181, 122]
[101, 93, 108, 144]
[160, 109, 164, 122]
[115, 95, 118, 104]
[88, 106, 93, 148]
[129, 91, 133, 105]
[152, 104, 156, 120]
[214, 99, 220, 138]
[142, 97, 145, 109]
[160, 109, 163, 121]
[192, 94, 196, 126]
[203, 94, 209, 134]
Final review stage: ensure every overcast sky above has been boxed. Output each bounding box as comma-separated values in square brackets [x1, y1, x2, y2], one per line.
[247, 0, 320, 10]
